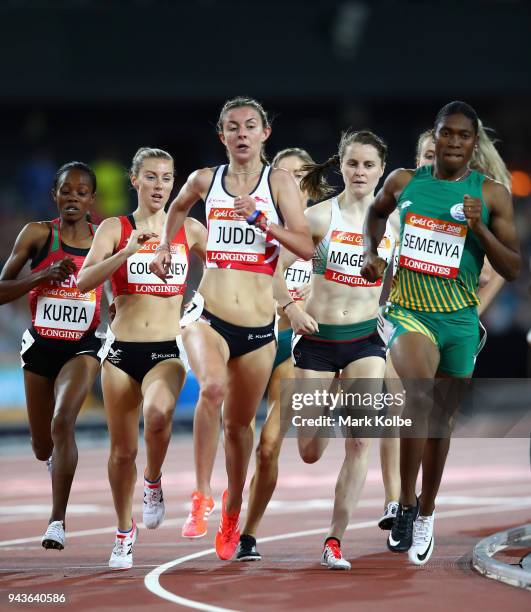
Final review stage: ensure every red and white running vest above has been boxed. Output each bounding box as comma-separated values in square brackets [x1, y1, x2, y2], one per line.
[205, 165, 280, 276]
[111, 215, 189, 297]
[28, 218, 102, 341]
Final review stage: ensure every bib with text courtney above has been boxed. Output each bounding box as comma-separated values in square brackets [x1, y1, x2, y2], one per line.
[399, 212, 467, 279]
[34, 275, 97, 340]
[127, 241, 188, 295]
[325, 231, 393, 287]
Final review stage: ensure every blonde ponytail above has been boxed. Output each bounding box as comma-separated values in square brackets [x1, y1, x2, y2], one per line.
[471, 120, 511, 191]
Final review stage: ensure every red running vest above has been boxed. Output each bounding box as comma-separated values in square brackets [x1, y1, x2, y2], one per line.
[111, 215, 190, 297]
[28, 218, 102, 341]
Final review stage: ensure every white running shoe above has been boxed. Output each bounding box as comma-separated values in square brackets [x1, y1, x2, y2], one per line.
[109, 520, 138, 570]
[143, 477, 165, 529]
[41, 520, 65, 550]
[408, 514, 434, 565]
[320, 540, 351, 570]
[378, 501, 399, 530]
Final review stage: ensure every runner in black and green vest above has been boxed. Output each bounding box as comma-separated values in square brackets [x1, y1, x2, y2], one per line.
[361, 101, 520, 566]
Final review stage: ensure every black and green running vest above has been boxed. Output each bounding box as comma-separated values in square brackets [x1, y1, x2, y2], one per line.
[390, 165, 489, 313]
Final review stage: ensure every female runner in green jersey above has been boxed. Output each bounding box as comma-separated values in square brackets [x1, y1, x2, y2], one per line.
[361, 101, 520, 566]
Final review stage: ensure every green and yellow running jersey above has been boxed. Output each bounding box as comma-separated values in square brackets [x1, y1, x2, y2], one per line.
[389, 165, 489, 313]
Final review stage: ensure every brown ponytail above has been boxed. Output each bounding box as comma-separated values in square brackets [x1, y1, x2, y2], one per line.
[301, 129, 387, 202]
[300, 154, 339, 202]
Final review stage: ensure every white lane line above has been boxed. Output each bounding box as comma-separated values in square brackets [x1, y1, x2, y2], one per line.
[1, 490, 530, 546]
[0, 564, 162, 571]
[0, 504, 107, 515]
[3, 495, 530, 526]
[144, 502, 531, 612]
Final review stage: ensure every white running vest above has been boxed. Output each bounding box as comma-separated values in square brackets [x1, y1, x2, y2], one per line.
[205, 165, 280, 276]
[322, 197, 394, 287]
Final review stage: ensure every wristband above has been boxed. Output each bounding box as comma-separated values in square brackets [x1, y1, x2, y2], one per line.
[282, 300, 295, 312]
[245, 209, 262, 225]
[155, 243, 171, 253]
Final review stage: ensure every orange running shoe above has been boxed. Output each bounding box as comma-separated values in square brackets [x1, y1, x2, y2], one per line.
[215, 490, 240, 560]
[181, 490, 215, 538]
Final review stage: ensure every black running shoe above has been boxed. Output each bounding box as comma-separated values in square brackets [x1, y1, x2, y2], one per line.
[387, 500, 419, 553]
[236, 534, 262, 561]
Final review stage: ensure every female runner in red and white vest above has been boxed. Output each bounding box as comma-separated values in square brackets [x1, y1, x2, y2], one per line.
[150, 97, 313, 561]
[77, 148, 206, 570]
[276, 130, 399, 569]
[0, 162, 103, 551]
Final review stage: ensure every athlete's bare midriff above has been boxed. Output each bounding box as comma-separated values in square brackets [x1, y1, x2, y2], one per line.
[198, 268, 275, 326]
[111, 294, 182, 341]
[305, 275, 381, 325]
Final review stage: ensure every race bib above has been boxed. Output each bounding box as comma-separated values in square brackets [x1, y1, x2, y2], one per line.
[325, 231, 392, 287]
[34, 280, 96, 339]
[127, 241, 187, 294]
[399, 212, 467, 278]
[285, 259, 312, 300]
[206, 208, 267, 266]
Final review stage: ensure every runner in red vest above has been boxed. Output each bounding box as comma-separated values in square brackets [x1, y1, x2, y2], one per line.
[78, 147, 206, 570]
[0, 162, 103, 551]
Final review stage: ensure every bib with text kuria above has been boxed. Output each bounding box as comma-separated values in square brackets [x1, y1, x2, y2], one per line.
[28, 218, 102, 341]
[204, 165, 280, 276]
[111, 215, 190, 297]
[390, 165, 490, 313]
[314, 197, 394, 287]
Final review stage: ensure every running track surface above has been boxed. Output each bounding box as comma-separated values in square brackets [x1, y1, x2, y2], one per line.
[0, 435, 529, 611]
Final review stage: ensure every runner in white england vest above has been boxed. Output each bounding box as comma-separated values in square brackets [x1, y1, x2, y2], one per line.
[150, 97, 313, 562]
[78, 148, 207, 570]
[276, 130, 399, 570]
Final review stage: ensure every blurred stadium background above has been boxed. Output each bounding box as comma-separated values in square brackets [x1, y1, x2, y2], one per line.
[0, 0, 529, 431]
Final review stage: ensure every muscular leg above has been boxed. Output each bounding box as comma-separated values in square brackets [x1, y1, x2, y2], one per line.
[326, 356, 384, 540]
[419, 372, 469, 515]
[244, 357, 292, 537]
[49, 356, 100, 525]
[419, 438, 450, 515]
[142, 359, 185, 481]
[380, 357, 402, 504]
[103, 362, 142, 531]
[294, 367, 336, 463]
[182, 323, 229, 497]
[223, 342, 276, 514]
[24, 370, 55, 461]
[328, 437, 370, 539]
[390, 333, 440, 506]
